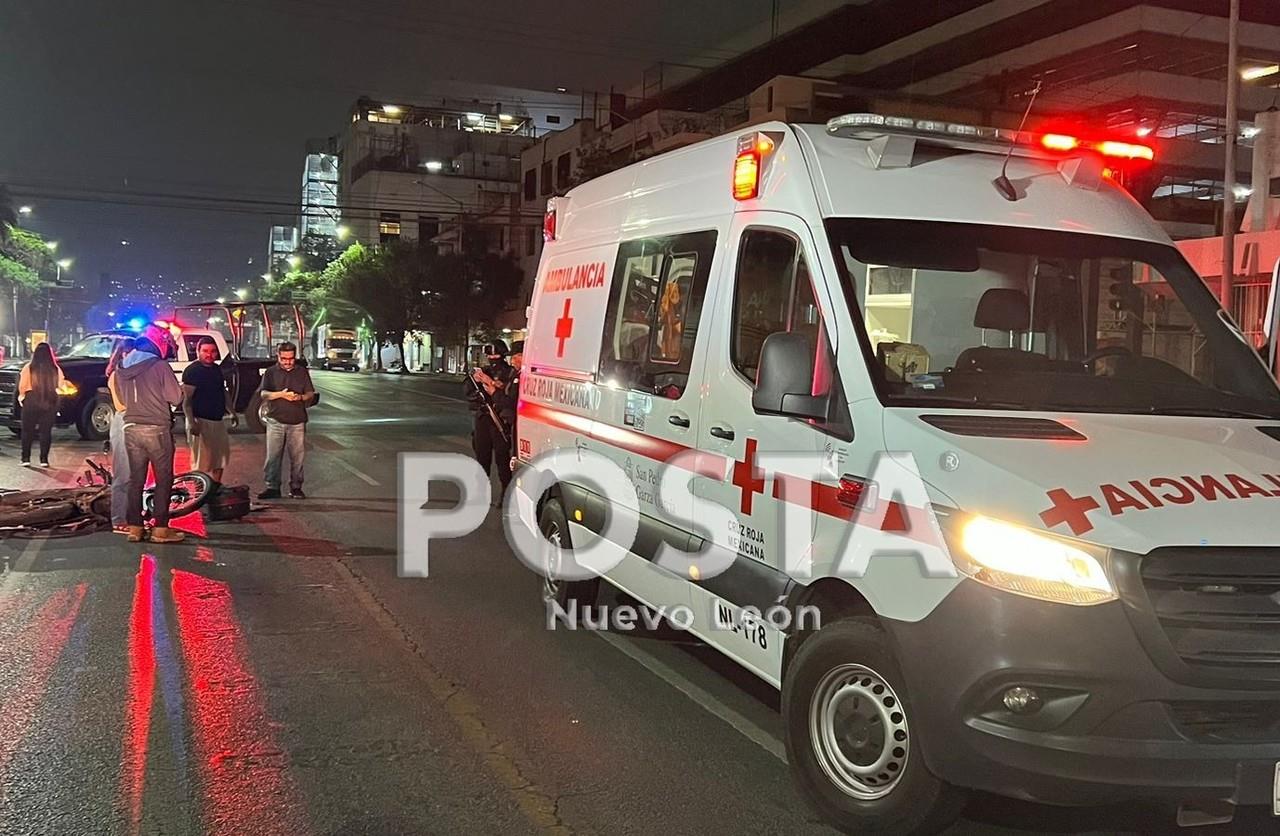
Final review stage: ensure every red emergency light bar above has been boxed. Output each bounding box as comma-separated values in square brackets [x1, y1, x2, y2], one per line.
[1042, 133, 1154, 161]
[827, 115, 1157, 164]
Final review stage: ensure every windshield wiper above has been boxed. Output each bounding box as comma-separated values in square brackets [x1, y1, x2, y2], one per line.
[1145, 405, 1280, 420]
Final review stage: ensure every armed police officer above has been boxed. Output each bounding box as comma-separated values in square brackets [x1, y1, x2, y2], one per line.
[467, 340, 516, 500]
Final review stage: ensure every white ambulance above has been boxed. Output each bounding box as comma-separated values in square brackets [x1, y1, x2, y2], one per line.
[517, 114, 1280, 834]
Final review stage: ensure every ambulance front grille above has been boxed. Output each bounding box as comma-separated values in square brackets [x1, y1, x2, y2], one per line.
[1167, 701, 1280, 742]
[1139, 549, 1280, 677]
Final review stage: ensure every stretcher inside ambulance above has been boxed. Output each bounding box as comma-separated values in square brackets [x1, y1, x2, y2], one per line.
[518, 113, 1280, 834]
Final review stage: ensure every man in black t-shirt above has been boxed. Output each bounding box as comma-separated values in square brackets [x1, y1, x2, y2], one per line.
[182, 337, 237, 483]
[257, 342, 316, 499]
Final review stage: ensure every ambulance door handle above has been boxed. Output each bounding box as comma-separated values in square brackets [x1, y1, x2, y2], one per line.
[709, 425, 735, 441]
[668, 414, 690, 429]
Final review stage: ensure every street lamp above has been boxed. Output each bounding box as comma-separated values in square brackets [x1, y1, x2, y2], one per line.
[235, 288, 249, 300]
[45, 241, 57, 253]
[18, 206, 31, 216]
[216, 296, 226, 304]
[336, 225, 350, 241]
[287, 255, 301, 269]
[261, 272, 273, 282]
[46, 259, 72, 332]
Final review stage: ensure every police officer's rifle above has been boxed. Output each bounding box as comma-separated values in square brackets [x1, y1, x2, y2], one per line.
[466, 366, 511, 445]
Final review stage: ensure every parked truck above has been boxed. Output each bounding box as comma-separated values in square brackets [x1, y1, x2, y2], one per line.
[314, 324, 360, 371]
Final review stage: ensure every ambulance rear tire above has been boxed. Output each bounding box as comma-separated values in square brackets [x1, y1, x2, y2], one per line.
[538, 498, 598, 615]
[782, 618, 966, 836]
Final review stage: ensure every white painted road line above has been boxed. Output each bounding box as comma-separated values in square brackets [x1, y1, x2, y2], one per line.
[419, 390, 470, 405]
[332, 457, 381, 486]
[596, 630, 787, 763]
[8, 536, 45, 573]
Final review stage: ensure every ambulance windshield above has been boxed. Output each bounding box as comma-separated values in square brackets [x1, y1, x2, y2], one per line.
[829, 219, 1280, 418]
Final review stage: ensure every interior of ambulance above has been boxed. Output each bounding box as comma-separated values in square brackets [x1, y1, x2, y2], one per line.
[829, 219, 1280, 419]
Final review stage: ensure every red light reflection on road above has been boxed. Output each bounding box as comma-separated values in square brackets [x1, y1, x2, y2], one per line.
[119, 556, 157, 834]
[171, 568, 308, 835]
[0, 584, 87, 796]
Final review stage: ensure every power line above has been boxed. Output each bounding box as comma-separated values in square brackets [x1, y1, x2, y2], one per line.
[10, 183, 549, 223]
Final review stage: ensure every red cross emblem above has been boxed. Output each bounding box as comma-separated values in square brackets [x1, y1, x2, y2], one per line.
[554, 298, 574, 358]
[1039, 488, 1100, 535]
[731, 438, 766, 515]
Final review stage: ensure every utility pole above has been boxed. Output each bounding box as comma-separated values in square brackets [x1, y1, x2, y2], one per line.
[1222, 0, 1241, 312]
[11, 286, 19, 361]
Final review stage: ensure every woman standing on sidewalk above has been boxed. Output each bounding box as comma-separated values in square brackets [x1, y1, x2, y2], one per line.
[17, 342, 66, 467]
[105, 338, 135, 532]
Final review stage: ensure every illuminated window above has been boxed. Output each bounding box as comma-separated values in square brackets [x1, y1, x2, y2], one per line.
[379, 212, 401, 243]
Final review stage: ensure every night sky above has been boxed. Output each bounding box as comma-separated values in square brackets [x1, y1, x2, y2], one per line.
[0, 0, 789, 305]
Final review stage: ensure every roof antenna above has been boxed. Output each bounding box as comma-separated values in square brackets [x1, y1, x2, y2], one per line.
[993, 79, 1043, 202]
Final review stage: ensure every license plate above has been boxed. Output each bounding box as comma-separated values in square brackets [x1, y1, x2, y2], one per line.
[1273, 763, 1280, 816]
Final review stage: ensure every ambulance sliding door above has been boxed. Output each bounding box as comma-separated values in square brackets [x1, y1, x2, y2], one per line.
[592, 230, 718, 612]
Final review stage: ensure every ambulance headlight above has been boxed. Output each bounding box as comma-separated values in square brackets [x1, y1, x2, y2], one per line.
[947, 514, 1115, 606]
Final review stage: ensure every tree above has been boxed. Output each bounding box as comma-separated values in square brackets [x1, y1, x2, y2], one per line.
[420, 250, 523, 358]
[297, 232, 345, 272]
[0, 227, 54, 291]
[0, 186, 16, 244]
[336, 241, 429, 372]
[0, 226, 56, 357]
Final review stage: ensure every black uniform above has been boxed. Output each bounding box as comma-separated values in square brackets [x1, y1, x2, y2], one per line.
[467, 357, 515, 491]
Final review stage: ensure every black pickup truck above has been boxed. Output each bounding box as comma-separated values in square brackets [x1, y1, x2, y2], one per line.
[0, 327, 279, 441]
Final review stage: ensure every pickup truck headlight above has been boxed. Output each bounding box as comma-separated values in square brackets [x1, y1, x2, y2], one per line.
[942, 512, 1115, 606]
[56, 381, 78, 396]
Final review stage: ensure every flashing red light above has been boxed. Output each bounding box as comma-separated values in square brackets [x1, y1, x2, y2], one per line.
[1042, 133, 1080, 152]
[543, 207, 557, 241]
[1041, 132, 1154, 163]
[1096, 140, 1155, 161]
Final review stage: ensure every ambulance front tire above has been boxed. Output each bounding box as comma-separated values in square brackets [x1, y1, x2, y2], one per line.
[538, 498, 598, 615]
[782, 618, 966, 836]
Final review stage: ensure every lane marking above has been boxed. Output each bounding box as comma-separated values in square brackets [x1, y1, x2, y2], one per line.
[419, 390, 470, 405]
[595, 631, 787, 763]
[332, 457, 380, 487]
[11, 536, 45, 573]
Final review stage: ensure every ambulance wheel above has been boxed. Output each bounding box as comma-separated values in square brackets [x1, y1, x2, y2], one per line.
[782, 618, 965, 835]
[538, 498, 598, 615]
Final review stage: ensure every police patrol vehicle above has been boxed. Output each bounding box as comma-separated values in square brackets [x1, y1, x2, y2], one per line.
[517, 113, 1280, 834]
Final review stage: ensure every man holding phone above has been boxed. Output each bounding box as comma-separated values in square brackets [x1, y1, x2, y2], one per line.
[257, 341, 316, 500]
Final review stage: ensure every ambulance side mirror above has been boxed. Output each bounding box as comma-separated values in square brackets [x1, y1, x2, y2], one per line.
[752, 332, 827, 420]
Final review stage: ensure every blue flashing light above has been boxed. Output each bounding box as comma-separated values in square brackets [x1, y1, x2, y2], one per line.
[127, 317, 146, 332]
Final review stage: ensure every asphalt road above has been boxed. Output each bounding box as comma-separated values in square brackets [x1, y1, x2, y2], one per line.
[0, 370, 1274, 836]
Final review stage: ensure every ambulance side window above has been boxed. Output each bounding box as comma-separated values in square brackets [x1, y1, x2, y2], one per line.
[732, 229, 845, 432]
[599, 231, 717, 399]
[731, 229, 807, 382]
